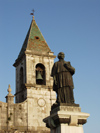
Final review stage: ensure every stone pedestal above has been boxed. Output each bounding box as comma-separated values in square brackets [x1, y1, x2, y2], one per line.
[43, 104, 90, 133]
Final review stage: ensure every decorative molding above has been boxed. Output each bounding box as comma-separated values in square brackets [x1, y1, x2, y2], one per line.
[25, 51, 56, 58]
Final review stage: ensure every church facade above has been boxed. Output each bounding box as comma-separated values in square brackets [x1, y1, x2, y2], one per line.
[0, 16, 56, 132]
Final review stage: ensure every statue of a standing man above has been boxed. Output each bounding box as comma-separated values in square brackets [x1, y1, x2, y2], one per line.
[51, 52, 75, 104]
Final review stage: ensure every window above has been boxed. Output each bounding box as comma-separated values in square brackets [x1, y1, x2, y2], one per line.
[36, 63, 46, 85]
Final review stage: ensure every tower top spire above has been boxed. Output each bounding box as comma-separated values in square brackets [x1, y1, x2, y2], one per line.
[14, 14, 51, 63]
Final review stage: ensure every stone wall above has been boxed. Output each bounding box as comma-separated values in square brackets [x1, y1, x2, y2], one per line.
[0, 86, 56, 132]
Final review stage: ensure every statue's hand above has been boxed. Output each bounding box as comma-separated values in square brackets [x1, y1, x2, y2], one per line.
[64, 62, 75, 75]
[64, 62, 70, 69]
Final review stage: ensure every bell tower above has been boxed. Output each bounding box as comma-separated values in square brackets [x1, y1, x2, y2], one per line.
[13, 16, 56, 103]
[13, 16, 56, 132]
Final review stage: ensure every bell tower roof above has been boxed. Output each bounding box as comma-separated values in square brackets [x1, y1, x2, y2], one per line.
[18, 16, 51, 59]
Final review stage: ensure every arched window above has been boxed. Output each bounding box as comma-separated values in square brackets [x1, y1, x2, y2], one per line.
[36, 63, 46, 85]
[20, 67, 23, 90]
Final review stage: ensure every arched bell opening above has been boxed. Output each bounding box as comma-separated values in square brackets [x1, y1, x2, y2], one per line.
[20, 67, 24, 91]
[36, 63, 46, 85]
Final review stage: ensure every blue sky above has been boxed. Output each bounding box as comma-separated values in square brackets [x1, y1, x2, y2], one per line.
[0, 0, 100, 133]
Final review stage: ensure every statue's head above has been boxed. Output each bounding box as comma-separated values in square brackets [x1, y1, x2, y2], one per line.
[58, 52, 65, 60]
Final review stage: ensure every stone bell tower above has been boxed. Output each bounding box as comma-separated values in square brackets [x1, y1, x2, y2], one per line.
[13, 16, 56, 132]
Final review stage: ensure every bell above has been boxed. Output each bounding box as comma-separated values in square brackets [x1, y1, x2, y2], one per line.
[36, 71, 43, 80]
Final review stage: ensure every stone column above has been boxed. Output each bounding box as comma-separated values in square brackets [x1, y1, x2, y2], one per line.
[43, 104, 90, 133]
[5, 85, 14, 131]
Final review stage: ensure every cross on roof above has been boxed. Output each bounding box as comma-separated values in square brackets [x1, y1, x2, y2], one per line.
[30, 9, 35, 16]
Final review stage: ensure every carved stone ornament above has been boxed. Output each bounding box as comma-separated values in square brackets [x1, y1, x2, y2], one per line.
[37, 98, 46, 107]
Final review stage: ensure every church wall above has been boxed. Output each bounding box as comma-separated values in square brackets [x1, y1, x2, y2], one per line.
[26, 87, 56, 131]
[0, 100, 28, 132]
[15, 56, 26, 103]
[0, 95, 55, 132]
[11, 52, 56, 132]
[0, 102, 7, 131]
[2, 52, 56, 131]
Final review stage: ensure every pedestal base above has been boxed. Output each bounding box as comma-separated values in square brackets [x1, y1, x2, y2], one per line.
[43, 105, 90, 133]
[51, 124, 83, 133]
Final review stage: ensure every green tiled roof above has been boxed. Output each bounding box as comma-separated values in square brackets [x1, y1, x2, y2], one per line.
[18, 17, 51, 58]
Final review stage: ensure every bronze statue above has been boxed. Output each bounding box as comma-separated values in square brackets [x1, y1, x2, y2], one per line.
[51, 52, 75, 104]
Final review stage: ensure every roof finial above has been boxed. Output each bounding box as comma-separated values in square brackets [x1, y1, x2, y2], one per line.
[7, 84, 12, 95]
[30, 9, 35, 20]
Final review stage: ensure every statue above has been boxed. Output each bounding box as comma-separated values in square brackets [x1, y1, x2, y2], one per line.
[51, 52, 75, 104]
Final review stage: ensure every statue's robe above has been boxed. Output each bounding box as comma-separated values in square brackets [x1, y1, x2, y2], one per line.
[51, 60, 75, 103]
